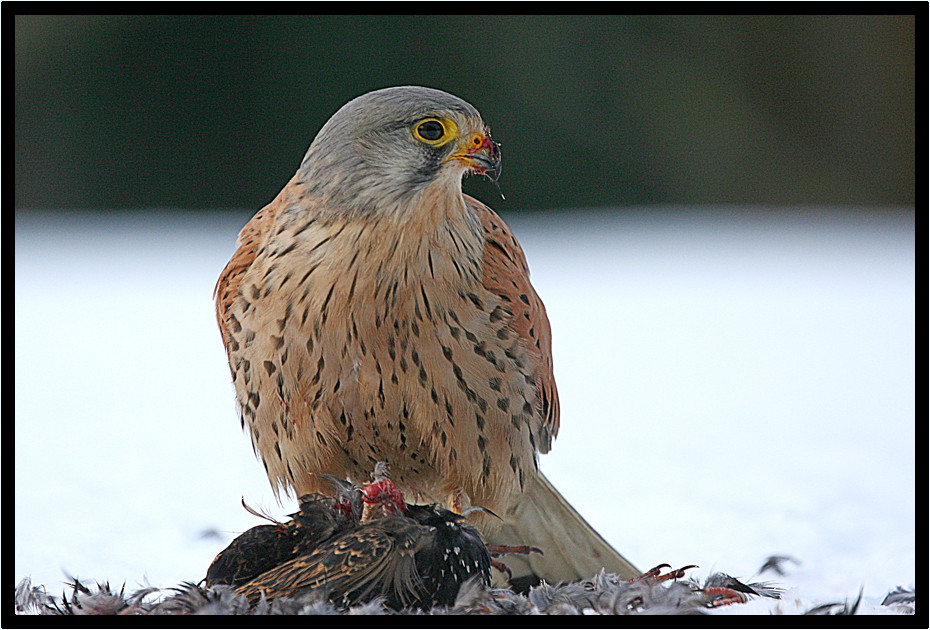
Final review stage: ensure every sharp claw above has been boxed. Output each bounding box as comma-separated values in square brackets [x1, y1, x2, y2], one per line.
[659, 564, 698, 581]
[490, 559, 513, 581]
[631, 564, 671, 582]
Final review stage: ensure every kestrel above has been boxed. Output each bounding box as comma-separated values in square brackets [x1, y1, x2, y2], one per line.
[215, 86, 638, 585]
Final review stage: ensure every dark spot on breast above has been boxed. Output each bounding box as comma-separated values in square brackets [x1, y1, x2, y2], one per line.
[276, 307, 290, 331]
[420, 286, 433, 318]
[310, 355, 325, 385]
[298, 263, 318, 286]
[489, 306, 508, 323]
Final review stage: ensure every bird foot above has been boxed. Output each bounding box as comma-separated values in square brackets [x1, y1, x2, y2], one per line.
[631, 565, 751, 607]
[490, 559, 512, 580]
[698, 586, 750, 607]
[631, 563, 698, 583]
[486, 544, 543, 558]
[485, 544, 543, 581]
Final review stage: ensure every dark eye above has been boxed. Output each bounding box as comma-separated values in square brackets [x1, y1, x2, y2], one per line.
[415, 119, 445, 142]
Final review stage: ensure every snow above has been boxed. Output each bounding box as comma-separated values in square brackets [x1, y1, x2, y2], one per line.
[14, 207, 915, 613]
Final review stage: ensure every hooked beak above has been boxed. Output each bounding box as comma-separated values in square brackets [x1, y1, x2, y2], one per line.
[446, 129, 502, 177]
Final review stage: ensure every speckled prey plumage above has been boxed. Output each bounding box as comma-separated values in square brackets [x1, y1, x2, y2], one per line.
[215, 86, 638, 584]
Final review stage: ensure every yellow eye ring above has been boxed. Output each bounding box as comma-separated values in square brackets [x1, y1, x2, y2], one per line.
[412, 118, 457, 146]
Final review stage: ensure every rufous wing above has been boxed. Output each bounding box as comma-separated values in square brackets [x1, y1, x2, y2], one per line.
[213, 179, 295, 351]
[466, 195, 560, 452]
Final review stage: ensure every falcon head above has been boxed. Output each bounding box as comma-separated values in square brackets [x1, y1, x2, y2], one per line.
[297, 86, 500, 217]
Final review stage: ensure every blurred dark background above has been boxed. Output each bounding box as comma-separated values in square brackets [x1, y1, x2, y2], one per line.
[15, 14, 916, 213]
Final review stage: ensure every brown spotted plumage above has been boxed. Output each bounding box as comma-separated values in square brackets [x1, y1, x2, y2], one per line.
[215, 86, 638, 585]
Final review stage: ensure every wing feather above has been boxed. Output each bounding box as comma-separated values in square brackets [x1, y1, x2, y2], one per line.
[214, 177, 298, 350]
[465, 194, 560, 450]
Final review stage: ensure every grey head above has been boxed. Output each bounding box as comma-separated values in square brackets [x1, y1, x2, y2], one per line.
[296, 86, 499, 217]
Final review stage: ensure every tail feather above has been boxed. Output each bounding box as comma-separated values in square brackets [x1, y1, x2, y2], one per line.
[485, 471, 639, 585]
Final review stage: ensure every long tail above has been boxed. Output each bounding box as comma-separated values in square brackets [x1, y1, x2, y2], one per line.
[485, 471, 639, 586]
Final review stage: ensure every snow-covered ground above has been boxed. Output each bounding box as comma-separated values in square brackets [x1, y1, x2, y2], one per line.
[14, 207, 915, 614]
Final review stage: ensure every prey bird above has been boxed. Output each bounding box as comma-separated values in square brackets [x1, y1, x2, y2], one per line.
[233, 472, 492, 610]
